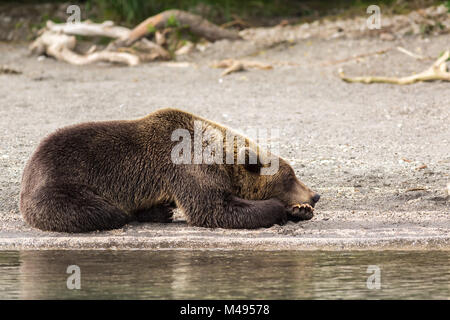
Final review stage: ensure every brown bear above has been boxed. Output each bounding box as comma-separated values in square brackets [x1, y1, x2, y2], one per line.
[20, 108, 320, 232]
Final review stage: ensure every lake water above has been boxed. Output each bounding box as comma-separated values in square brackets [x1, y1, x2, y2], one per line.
[0, 250, 448, 299]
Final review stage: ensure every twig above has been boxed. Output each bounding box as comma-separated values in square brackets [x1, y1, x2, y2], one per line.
[212, 59, 272, 76]
[321, 48, 391, 66]
[221, 15, 252, 29]
[221, 60, 244, 76]
[396, 46, 425, 60]
[405, 187, 426, 192]
[339, 50, 450, 85]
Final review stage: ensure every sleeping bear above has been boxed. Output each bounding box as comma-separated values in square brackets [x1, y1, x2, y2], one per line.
[20, 108, 320, 232]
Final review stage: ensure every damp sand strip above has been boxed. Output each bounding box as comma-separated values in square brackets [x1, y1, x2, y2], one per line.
[1, 210, 449, 250]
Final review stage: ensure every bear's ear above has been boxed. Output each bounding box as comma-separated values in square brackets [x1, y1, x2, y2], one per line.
[238, 147, 262, 173]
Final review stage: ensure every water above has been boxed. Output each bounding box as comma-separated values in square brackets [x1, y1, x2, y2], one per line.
[0, 250, 448, 299]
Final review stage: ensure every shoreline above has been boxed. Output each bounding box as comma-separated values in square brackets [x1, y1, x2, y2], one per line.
[1, 209, 448, 251]
[1, 236, 449, 251]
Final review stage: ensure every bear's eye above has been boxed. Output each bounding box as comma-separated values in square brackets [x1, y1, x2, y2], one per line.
[283, 176, 296, 191]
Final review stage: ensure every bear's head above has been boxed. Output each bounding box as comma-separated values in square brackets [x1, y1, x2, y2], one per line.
[235, 148, 320, 220]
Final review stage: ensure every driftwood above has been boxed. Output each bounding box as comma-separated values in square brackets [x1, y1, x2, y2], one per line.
[30, 31, 139, 66]
[117, 38, 170, 62]
[46, 20, 131, 39]
[212, 59, 272, 76]
[29, 20, 172, 66]
[0, 65, 21, 75]
[339, 50, 450, 84]
[114, 9, 242, 48]
[30, 9, 244, 67]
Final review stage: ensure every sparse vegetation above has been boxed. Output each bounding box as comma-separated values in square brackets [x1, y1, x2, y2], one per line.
[84, 0, 445, 26]
[445, 0, 450, 11]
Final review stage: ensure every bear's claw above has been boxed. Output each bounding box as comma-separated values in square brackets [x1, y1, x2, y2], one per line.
[293, 203, 314, 211]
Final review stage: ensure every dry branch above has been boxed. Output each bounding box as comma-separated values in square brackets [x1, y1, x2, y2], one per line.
[46, 20, 131, 39]
[220, 15, 252, 29]
[339, 50, 450, 84]
[117, 38, 170, 62]
[212, 59, 272, 76]
[57, 47, 140, 66]
[396, 46, 426, 60]
[114, 9, 242, 48]
[30, 31, 139, 66]
[0, 65, 21, 75]
[220, 61, 244, 76]
[321, 48, 391, 66]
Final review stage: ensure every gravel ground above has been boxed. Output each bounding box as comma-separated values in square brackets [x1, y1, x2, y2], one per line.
[0, 33, 449, 250]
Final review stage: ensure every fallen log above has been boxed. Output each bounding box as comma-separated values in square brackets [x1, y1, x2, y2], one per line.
[30, 31, 139, 66]
[114, 9, 242, 48]
[339, 50, 450, 84]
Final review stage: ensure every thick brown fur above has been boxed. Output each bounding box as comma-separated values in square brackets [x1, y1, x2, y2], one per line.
[20, 108, 319, 232]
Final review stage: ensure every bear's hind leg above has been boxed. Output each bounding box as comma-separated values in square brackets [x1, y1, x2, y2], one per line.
[21, 184, 130, 233]
[133, 202, 175, 223]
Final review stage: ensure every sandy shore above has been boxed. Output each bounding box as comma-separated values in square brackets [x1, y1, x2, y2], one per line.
[1, 210, 448, 250]
[0, 33, 449, 250]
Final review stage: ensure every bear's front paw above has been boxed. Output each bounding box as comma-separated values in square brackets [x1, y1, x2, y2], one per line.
[288, 203, 314, 222]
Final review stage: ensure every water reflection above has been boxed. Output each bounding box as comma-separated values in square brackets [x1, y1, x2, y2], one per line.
[0, 250, 447, 299]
